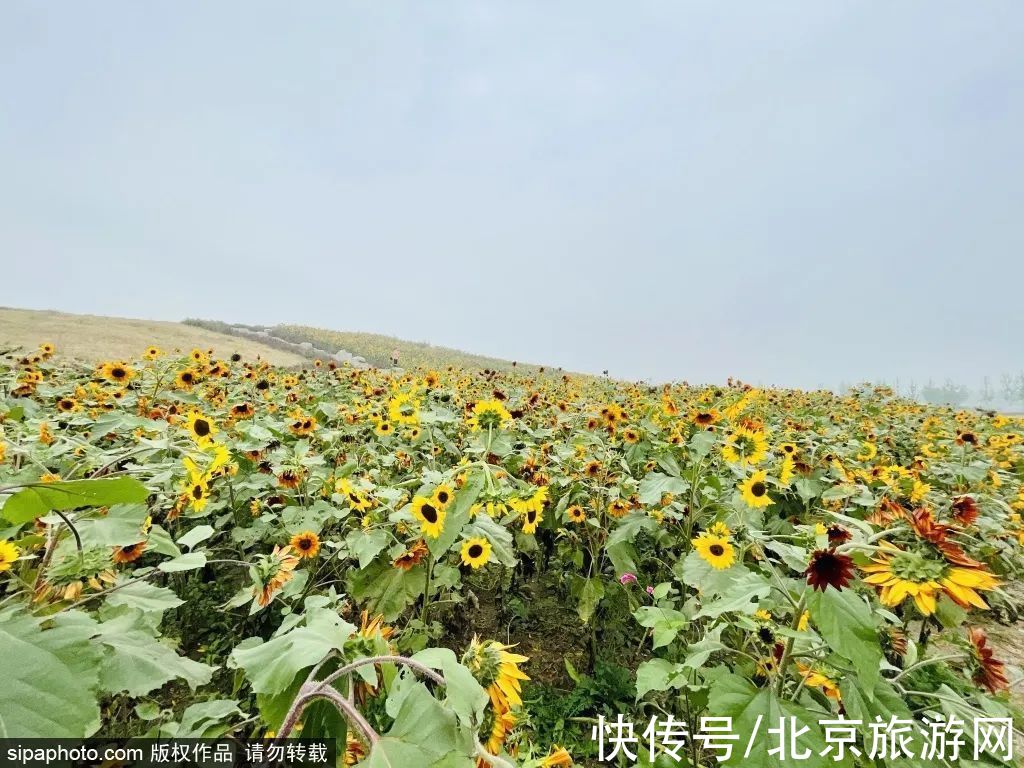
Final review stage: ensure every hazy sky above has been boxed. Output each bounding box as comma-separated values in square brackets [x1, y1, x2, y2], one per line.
[2, 3, 1022, 388]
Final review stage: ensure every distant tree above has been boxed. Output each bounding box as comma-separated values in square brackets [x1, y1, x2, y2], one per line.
[980, 376, 994, 404]
[921, 379, 969, 406]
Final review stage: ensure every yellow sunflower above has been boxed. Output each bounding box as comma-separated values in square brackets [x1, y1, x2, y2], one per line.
[184, 411, 218, 446]
[432, 483, 455, 508]
[460, 537, 492, 569]
[468, 399, 512, 431]
[290, 531, 321, 559]
[693, 532, 736, 570]
[739, 470, 774, 508]
[412, 495, 446, 539]
[862, 543, 999, 615]
[566, 505, 587, 524]
[99, 361, 135, 385]
[462, 636, 530, 711]
[721, 426, 769, 466]
[0, 540, 21, 571]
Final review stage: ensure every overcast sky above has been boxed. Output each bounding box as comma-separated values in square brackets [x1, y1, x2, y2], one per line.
[2, 3, 1022, 388]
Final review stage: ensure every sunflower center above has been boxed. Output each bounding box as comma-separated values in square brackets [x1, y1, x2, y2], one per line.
[193, 419, 211, 437]
[751, 482, 766, 496]
[192, 484, 204, 499]
[710, 544, 725, 556]
[299, 538, 313, 550]
[421, 504, 438, 523]
[468, 544, 483, 558]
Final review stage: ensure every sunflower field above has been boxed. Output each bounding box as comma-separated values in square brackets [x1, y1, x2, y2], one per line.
[2, 342, 1024, 767]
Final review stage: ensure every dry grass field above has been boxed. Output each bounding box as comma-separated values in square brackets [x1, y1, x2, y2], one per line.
[0, 307, 306, 366]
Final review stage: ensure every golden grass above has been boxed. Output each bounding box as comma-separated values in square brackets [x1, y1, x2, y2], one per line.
[0, 308, 306, 366]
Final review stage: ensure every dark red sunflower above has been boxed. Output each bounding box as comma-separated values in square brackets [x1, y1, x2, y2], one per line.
[951, 496, 980, 527]
[969, 628, 1008, 693]
[805, 549, 855, 592]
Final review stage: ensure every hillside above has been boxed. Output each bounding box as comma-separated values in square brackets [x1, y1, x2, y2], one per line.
[0, 308, 306, 366]
[185, 319, 556, 373]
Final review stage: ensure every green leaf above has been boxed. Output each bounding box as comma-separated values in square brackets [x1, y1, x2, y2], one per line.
[347, 558, 426, 622]
[105, 580, 184, 614]
[0, 609, 102, 737]
[636, 658, 686, 698]
[806, 588, 882, 696]
[347, 528, 390, 570]
[77, 504, 149, 548]
[177, 524, 215, 550]
[95, 612, 215, 697]
[576, 576, 605, 624]
[230, 609, 355, 696]
[839, 677, 926, 768]
[638, 473, 690, 505]
[2, 477, 149, 524]
[382, 679, 473, 760]
[158, 552, 207, 572]
[695, 569, 771, 618]
[174, 699, 246, 738]
[634, 606, 689, 649]
[606, 513, 659, 576]
[707, 671, 837, 768]
[411, 648, 488, 725]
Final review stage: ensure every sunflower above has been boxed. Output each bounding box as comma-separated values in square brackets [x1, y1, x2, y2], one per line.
[951, 495, 980, 526]
[480, 701, 518, 759]
[461, 537, 492, 569]
[539, 747, 573, 767]
[143, 346, 161, 360]
[739, 470, 773, 508]
[721, 426, 769, 466]
[393, 540, 429, 570]
[862, 543, 999, 615]
[968, 627, 1008, 693]
[521, 506, 542, 534]
[387, 392, 421, 426]
[462, 636, 530, 711]
[175, 368, 200, 389]
[0, 540, 20, 571]
[184, 475, 211, 512]
[468, 399, 513, 431]
[690, 409, 720, 427]
[412, 495, 446, 539]
[112, 541, 147, 564]
[39, 342, 56, 356]
[805, 549, 854, 591]
[289, 415, 317, 436]
[100, 361, 134, 384]
[336, 478, 374, 512]
[432, 483, 455, 508]
[607, 499, 630, 518]
[253, 545, 299, 607]
[56, 397, 79, 413]
[184, 411, 218, 446]
[290, 531, 321, 559]
[796, 662, 841, 701]
[230, 402, 255, 419]
[277, 468, 304, 489]
[566, 505, 586, 524]
[374, 420, 394, 436]
[692, 532, 736, 570]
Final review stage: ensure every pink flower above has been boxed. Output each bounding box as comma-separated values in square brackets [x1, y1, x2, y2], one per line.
[646, 585, 655, 595]
[619, 572, 638, 586]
